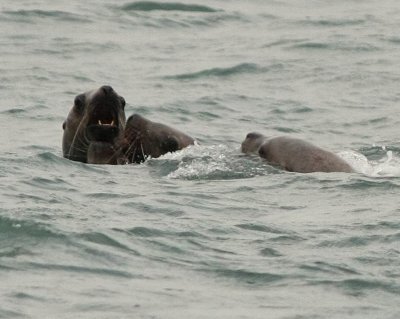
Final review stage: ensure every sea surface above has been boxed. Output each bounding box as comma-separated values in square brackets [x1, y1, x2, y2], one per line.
[1, 0, 400, 318]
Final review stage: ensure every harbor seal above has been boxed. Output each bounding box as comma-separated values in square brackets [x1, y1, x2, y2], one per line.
[122, 114, 195, 163]
[241, 132, 354, 173]
[62, 85, 126, 164]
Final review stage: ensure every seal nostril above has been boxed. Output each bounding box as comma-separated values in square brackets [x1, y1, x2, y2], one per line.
[101, 85, 114, 95]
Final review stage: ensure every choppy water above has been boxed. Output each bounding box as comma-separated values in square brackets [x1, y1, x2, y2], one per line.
[1, 1, 400, 318]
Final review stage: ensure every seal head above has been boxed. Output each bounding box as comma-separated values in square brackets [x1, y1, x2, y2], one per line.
[241, 132, 268, 153]
[122, 114, 195, 163]
[62, 85, 126, 164]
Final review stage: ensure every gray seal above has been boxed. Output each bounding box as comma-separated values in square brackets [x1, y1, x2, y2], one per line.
[241, 132, 354, 173]
[62, 85, 126, 164]
[122, 114, 195, 163]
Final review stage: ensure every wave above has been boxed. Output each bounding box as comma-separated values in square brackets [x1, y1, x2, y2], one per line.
[2, 10, 88, 23]
[338, 149, 400, 178]
[117, 3, 246, 28]
[143, 141, 400, 181]
[146, 144, 274, 180]
[299, 18, 368, 27]
[290, 41, 380, 52]
[117, 226, 205, 239]
[0, 309, 25, 318]
[79, 231, 141, 255]
[312, 278, 400, 296]
[209, 268, 284, 285]
[0, 215, 66, 246]
[259, 247, 283, 257]
[27, 262, 134, 278]
[384, 36, 400, 45]
[164, 63, 263, 80]
[236, 223, 285, 234]
[121, 1, 219, 13]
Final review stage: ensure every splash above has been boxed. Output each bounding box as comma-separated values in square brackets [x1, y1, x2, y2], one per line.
[338, 148, 400, 177]
[147, 144, 270, 180]
[165, 144, 231, 179]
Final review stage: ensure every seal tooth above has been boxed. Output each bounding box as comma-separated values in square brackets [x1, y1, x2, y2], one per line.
[111, 120, 114, 126]
[98, 120, 102, 125]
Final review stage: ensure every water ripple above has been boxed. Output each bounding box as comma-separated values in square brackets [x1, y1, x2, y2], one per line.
[259, 247, 283, 257]
[164, 63, 265, 80]
[0, 216, 65, 242]
[0, 309, 25, 319]
[79, 232, 141, 256]
[120, 226, 206, 239]
[209, 268, 284, 285]
[27, 262, 134, 278]
[291, 41, 380, 52]
[299, 17, 369, 27]
[2, 10, 89, 23]
[312, 278, 400, 296]
[236, 223, 285, 234]
[121, 1, 219, 13]
[300, 261, 360, 276]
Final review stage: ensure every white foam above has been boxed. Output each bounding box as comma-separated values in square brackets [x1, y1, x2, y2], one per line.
[164, 144, 231, 179]
[338, 149, 400, 177]
[152, 144, 400, 179]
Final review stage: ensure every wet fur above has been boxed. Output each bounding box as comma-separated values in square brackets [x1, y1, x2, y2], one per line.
[62, 86, 126, 164]
[242, 132, 354, 173]
[122, 114, 195, 163]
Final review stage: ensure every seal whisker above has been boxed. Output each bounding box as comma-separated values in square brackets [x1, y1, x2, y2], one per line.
[103, 148, 118, 165]
[123, 130, 143, 163]
[68, 118, 87, 158]
[130, 146, 137, 163]
[69, 145, 88, 154]
[140, 142, 146, 162]
[125, 136, 139, 153]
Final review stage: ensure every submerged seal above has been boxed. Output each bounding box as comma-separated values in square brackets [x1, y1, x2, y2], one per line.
[241, 132, 354, 173]
[122, 114, 195, 163]
[62, 85, 126, 164]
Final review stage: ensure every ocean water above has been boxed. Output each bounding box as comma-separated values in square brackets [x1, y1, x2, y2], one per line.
[1, 0, 400, 318]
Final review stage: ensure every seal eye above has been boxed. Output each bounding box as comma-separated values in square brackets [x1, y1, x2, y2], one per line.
[74, 94, 85, 113]
[120, 96, 126, 109]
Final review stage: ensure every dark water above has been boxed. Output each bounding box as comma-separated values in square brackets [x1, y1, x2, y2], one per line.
[1, 1, 400, 318]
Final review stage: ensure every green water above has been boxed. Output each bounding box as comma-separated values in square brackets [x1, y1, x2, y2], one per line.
[1, 1, 400, 318]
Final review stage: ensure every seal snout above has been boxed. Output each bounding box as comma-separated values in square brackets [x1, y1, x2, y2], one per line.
[100, 85, 114, 95]
[87, 86, 124, 128]
[85, 86, 126, 144]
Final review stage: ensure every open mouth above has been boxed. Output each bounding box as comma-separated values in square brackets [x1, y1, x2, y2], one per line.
[88, 108, 118, 127]
[97, 119, 115, 126]
[86, 110, 120, 143]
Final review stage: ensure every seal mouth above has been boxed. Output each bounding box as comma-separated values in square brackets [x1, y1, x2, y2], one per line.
[87, 108, 119, 128]
[96, 119, 115, 126]
[86, 108, 121, 143]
